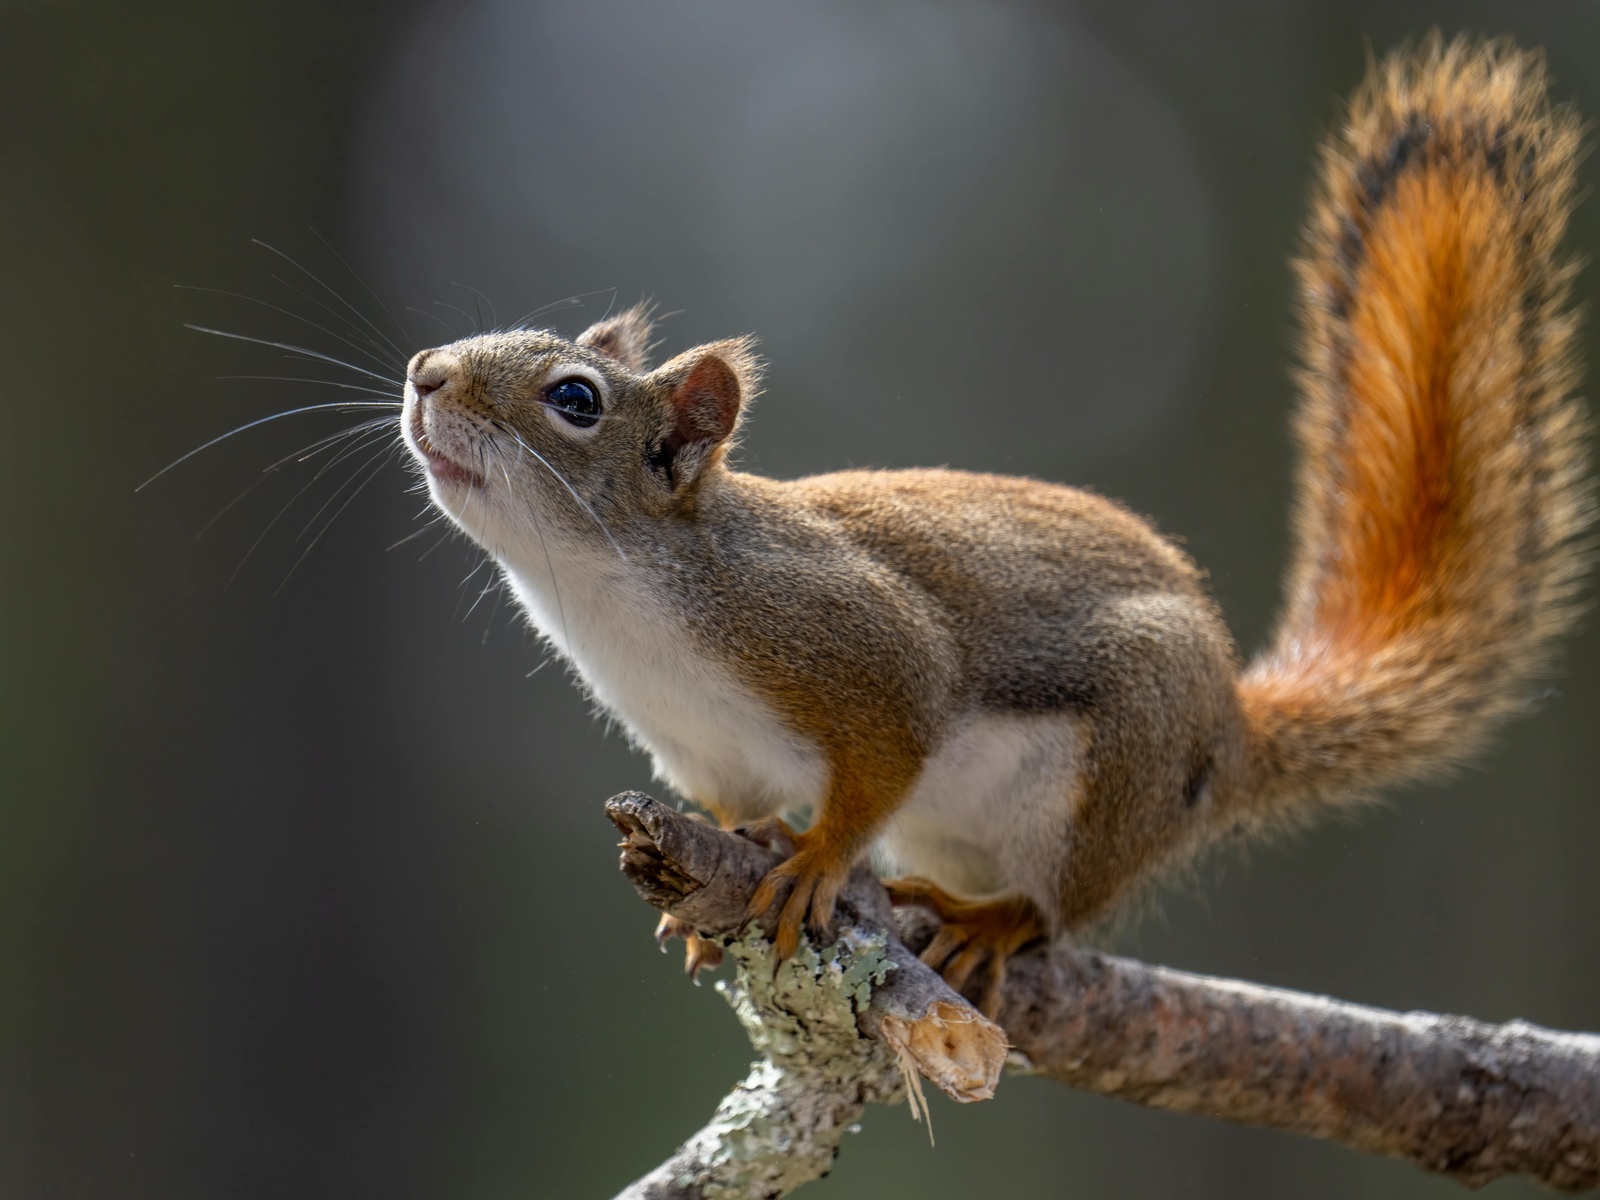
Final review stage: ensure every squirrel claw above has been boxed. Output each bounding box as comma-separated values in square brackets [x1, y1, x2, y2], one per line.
[653, 912, 725, 981]
[654, 911, 690, 952]
[887, 879, 1045, 1019]
[745, 842, 850, 962]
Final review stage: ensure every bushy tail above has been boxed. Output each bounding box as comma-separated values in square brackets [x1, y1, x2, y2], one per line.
[1237, 35, 1593, 819]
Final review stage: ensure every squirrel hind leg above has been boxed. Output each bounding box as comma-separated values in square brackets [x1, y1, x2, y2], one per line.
[887, 879, 1047, 1018]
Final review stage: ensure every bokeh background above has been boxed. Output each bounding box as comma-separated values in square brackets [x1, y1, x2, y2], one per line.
[4, 1, 1599, 1197]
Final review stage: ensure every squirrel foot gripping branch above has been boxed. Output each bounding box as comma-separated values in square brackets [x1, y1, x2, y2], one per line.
[607, 792, 1006, 1200]
[608, 792, 1600, 1199]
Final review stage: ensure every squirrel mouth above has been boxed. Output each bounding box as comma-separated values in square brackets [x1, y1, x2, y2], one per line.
[409, 408, 483, 488]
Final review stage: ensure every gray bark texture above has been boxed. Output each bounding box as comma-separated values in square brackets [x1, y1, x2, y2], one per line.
[605, 792, 1600, 1197]
[608, 793, 1005, 1200]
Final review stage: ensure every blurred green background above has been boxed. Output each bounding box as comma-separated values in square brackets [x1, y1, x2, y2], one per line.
[3, 1, 1598, 1196]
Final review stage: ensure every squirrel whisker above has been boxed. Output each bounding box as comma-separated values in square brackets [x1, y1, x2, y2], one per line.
[250, 237, 414, 368]
[181, 324, 403, 388]
[175, 284, 405, 376]
[137, 399, 402, 492]
[271, 440, 404, 598]
[491, 418, 626, 561]
[303, 226, 415, 364]
[196, 415, 399, 540]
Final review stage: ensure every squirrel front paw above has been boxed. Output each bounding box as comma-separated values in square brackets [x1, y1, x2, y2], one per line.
[744, 835, 854, 962]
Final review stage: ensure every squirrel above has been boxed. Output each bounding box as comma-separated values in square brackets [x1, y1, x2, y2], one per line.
[400, 36, 1592, 1015]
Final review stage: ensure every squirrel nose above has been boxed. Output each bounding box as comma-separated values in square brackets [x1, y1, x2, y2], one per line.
[407, 352, 456, 399]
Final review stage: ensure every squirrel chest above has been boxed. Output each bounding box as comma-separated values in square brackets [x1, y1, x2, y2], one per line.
[501, 551, 829, 823]
[500, 533, 1094, 913]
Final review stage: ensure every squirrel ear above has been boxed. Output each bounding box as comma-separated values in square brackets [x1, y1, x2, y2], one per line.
[648, 337, 762, 487]
[576, 303, 656, 371]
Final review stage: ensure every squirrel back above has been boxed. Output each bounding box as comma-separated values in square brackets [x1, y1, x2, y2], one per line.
[1237, 36, 1593, 823]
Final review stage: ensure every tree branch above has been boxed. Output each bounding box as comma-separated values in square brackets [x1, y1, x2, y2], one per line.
[605, 792, 1600, 1196]
[607, 792, 1006, 1200]
[996, 936, 1600, 1190]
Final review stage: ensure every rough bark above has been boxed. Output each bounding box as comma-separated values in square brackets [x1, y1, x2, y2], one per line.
[606, 791, 1600, 1196]
[608, 793, 1005, 1199]
[612, 927, 910, 1200]
[996, 946, 1600, 1191]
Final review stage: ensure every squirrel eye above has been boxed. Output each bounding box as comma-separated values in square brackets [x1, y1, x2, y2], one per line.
[547, 378, 601, 428]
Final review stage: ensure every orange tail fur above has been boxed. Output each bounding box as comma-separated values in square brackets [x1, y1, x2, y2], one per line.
[1238, 35, 1593, 819]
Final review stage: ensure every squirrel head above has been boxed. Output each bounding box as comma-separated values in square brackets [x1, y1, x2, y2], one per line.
[401, 303, 762, 555]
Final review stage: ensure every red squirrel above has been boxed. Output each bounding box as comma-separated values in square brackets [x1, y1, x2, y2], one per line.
[400, 36, 1592, 1015]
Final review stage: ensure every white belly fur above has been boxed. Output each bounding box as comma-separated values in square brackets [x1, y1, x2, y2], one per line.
[503, 556, 1082, 914]
[878, 712, 1084, 921]
[502, 558, 827, 823]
